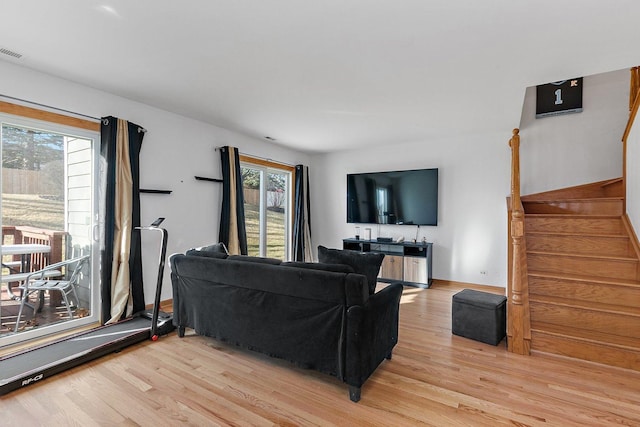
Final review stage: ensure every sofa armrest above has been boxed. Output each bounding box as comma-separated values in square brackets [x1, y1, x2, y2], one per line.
[345, 283, 403, 391]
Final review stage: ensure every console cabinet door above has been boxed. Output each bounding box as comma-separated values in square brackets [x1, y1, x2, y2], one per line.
[380, 254, 403, 281]
[403, 256, 427, 284]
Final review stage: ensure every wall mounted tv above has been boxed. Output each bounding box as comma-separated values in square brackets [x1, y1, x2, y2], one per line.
[347, 168, 438, 226]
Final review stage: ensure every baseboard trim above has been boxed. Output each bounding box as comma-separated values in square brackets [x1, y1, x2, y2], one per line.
[430, 279, 505, 294]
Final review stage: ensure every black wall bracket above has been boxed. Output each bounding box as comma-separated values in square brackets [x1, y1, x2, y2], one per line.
[140, 189, 172, 194]
[195, 176, 223, 183]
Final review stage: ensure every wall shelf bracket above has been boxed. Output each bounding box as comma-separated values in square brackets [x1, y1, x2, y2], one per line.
[195, 176, 223, 183]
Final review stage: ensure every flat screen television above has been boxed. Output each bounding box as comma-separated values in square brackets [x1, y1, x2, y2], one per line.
[347, 168, 438, 226]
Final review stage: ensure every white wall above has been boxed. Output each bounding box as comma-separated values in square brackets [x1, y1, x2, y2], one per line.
[310, 131, 512, 287]
[519, 70, 627, 195]
[0, 60, 310, 302]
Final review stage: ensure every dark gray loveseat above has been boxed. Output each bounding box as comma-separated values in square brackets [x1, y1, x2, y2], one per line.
[170, 251, 403, 402]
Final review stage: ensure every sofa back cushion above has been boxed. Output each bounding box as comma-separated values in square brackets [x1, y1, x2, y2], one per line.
[171, 254, 367, 306]
[186, 248, 228, 259]
[200, 242, 229, 254]
[227, 255, 282, 265]
[281, 262, 355, 274]
[317, 245, 384, 294]
[186, 242, 229, 259]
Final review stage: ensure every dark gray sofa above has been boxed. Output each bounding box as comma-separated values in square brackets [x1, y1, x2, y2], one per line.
[170, 251, 403, 402]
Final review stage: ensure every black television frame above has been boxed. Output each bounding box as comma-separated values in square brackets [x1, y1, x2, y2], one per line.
[346, 168, 438, 226]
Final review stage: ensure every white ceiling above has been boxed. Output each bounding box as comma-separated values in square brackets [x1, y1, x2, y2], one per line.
[1, 1, 639, 153]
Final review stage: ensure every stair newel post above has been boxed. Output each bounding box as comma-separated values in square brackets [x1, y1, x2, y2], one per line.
[508, 128, 531, 355]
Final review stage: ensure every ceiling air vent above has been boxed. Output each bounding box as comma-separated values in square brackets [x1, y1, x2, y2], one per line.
[0, 47, 23, 59]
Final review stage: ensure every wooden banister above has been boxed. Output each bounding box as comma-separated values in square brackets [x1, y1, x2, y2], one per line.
[507, 129, 531, 355]
[630, 67, 640, 112]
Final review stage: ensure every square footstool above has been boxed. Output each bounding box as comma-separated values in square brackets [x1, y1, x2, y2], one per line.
[452, 289, 507, 345]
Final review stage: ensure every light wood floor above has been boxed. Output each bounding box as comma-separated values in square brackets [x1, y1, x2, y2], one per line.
[2, 281, 640, 426]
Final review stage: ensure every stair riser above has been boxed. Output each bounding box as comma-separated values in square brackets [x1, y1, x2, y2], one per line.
[524, 200, 623, 216]
[529, 276, 640, 308]
[531, 304, 640, 339]
[525, 217, 623, 235]
[526, 234, 632, 257]
[528, 253, 638, 280]
[531, 331, 640, 371]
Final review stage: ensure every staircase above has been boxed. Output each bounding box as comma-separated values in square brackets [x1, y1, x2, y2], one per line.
[522, 179, 640, 370]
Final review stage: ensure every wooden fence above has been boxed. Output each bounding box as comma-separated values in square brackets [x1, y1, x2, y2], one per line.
[243, 188, 286, 208]
[2, 169, 55, 194]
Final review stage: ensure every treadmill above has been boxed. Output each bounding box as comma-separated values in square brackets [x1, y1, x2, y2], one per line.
[0, 218, 174, 396]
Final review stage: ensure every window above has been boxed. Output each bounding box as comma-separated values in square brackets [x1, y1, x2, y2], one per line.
[240, 156, 294, 260]
[0, 102, 100, 346]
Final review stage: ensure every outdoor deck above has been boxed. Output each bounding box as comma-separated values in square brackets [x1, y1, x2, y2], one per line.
[0, 286, 79, 334]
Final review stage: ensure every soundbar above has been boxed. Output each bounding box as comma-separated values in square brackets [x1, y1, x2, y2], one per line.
[376, 237, 393, 243]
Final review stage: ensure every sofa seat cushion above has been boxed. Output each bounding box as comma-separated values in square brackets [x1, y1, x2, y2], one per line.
[317, 245, 385, 295]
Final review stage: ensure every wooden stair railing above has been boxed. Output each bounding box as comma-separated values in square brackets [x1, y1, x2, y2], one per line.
[507, 128, 531, 355]
[630, 66, 640, 112]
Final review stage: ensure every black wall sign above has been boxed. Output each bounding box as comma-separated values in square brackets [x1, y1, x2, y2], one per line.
[536, 77, 583, 118]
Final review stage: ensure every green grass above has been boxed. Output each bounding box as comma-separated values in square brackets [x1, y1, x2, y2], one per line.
[244, 203, 286, 259]
[2, 193, 64, 230]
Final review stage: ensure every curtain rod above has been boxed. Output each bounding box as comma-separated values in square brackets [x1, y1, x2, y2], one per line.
[215, 146, 297, 168]
[0, 94, 147, 133]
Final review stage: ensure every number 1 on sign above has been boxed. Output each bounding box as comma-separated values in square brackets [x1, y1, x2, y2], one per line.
[554, 89, 563, 105]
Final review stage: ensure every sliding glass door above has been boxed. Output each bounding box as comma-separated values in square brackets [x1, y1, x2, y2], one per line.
[241, 160, 292, 260]
[0, 114, 99, 345]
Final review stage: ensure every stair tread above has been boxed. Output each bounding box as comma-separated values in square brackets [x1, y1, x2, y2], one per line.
[525, 230, 629, 239]
[524, 197, 623, 203]
[527, 250, 638, 262]
[531, 321, 640, 351]
[530, 294, 640, 316]
[526, 214, 621, 218]
[528, 270, 640, 287]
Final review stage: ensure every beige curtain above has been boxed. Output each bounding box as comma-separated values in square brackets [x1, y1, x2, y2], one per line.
[227, 154, 240, 255]
[107, 119, 134, 323]
[219, 146, 248, 255]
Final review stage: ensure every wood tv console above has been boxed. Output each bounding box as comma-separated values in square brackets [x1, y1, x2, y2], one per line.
[342, 238, 433, 288]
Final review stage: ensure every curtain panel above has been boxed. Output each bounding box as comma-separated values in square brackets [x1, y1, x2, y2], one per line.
[219, 146, 248, 255]
[100, 116, 145, 324]
[293, 164, 313, 262]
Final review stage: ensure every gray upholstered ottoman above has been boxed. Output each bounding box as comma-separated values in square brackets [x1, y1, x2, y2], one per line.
[452, 289, 507, 345]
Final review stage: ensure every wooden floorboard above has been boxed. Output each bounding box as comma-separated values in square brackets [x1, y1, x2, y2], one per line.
[2, 281, 640, 426]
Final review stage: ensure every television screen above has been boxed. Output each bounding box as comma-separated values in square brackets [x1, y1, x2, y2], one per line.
[347, 168, 438, 226]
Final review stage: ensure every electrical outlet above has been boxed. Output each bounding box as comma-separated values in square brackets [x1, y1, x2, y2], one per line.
[480, 271, 488, 275]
